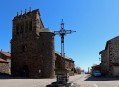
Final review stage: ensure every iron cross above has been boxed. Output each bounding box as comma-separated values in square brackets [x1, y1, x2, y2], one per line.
[54, 19, 76, 57]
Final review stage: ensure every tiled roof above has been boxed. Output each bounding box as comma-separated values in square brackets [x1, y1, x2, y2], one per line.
[55, 51, 74, 62]
[105, 36, 119, 50]
[0, 58, 8, 63]
[41, 28, 52, 32]
[0, 51, 11, 57]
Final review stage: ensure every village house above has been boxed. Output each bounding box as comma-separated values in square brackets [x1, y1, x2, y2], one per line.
[100, 36, 119, 77]
[0, 50, 11, 74]
[55, 52, 75, 76]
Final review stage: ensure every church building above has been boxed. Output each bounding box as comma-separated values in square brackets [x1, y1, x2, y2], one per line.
[11, 9, 55, 78]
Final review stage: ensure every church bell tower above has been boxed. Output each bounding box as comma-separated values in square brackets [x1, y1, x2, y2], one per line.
[11, 9, 55, 78]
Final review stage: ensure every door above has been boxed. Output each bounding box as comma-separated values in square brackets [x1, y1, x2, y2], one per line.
[113, 66, 119, 76]
[22, 65, 29, 77]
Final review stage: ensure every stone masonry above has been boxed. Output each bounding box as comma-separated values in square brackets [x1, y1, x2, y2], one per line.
[0, 58, 9, 74]
[0, 51, 11, 74]
[100, 36, 119, 76]
[11, 9, 55, 78]
[55, 52, 75, 76]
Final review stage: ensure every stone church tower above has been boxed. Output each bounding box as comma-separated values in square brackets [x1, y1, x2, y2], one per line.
[11, 9, 55, 78]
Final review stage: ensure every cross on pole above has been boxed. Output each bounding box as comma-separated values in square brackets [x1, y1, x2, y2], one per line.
[54, 19, 76, 83]
[54, 19, 76, 58]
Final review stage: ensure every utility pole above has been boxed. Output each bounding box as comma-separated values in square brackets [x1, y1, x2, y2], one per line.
[88, 67, 90, 73]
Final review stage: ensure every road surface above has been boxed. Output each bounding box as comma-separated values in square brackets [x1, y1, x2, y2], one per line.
[0, 74, 119, 87]
[70, 73, 119, 87]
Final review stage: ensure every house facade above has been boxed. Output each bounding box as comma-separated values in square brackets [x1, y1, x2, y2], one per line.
[100, 36, 119, 76]
[0, 50, 11, 74]
[55, 52, 75, 76]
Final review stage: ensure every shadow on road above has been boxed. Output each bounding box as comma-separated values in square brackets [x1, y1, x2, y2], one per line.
[0, 74, 39, 80]
[0, 74, 14, 79]
[85, 75, 119, 81]
[0, 74, 29, 80]
[0, 74, 56, 80]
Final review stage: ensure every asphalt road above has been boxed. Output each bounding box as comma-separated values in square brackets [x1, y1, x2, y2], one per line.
[72, 73, 119, 87]
[0, 74, 119, 87]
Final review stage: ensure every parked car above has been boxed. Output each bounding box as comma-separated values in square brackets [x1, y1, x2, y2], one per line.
[93, 70, 101, 77]
[85, 72, 90, 74]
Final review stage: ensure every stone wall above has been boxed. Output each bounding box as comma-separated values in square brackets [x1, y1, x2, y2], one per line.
[100, 36, 119, 76]
[109, 37, 119, 63]
[0, 62, 9, 74]
[0, 51, 11, 74]
[11, 9, 55, 78]
[39, 32, 55, 78]
[11, 9, 75, 78]
[55, 53, 75, 76]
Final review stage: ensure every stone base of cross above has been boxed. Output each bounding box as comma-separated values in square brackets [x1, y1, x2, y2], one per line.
[46, 68, 71, 87]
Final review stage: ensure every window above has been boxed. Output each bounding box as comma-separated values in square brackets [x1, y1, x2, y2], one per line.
[29, 21, 32, 31]
[20, 24, 24, 34]
[16, 24, 19, 34]
[42, 43, 44, 46]
[16, 28, 19, 34]
[22, 45, 27, 52]
[25, 22, 28, 33]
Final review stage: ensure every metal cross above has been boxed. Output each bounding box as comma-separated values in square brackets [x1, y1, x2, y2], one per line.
[54, 19, 76, 57]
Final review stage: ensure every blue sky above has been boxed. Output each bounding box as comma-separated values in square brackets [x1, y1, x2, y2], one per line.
[0, 0, 119, 71]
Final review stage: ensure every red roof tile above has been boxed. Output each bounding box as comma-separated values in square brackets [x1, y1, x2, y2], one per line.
[0, 51, 11, 57]
[55, 52, 74, 62]
[0, 58, 8, 63]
